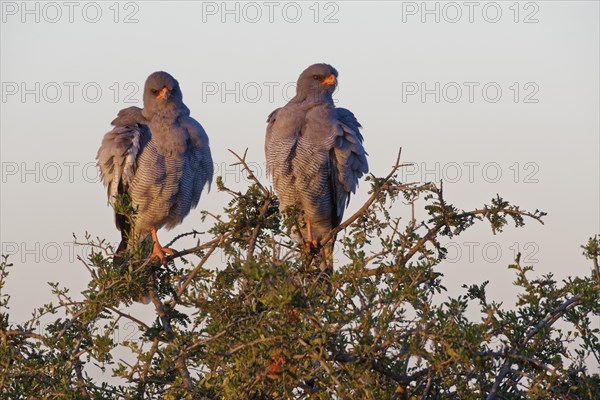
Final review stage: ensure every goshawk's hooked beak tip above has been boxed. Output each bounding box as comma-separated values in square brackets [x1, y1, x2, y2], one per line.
[156, 87, 170, 100]
[321, 74, 336, 86]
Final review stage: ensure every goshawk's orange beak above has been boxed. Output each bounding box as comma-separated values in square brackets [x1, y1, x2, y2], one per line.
[321, 74, 336, 86]
[156, 87, 170, 100]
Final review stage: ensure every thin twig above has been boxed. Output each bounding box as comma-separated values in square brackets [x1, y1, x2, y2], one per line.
[319, 148, 407, 247]
[226, 336, 280, 356]
[173, 240, 221, 302]
[246, 198, 273, 261]
[107, 306, 150, 331]
[228, 148, 269, 196]
[455, 208, 545, 225]
[165, 230, 201, 248]
[165, 232, 231, 261]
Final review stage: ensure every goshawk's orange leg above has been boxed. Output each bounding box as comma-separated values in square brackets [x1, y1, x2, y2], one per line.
[305, 216, 319, 250]
[150, 226, 174, 266]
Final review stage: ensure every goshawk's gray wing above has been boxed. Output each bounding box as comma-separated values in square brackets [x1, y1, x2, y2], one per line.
[179, 116, 214, 215]
[265, 107, 283, 178]
[329, 107, 369, 226]
[96, 106, 147, 231]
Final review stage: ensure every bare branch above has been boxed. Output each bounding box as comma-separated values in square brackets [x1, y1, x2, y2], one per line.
[148, 289, 194, 390]
[486, 294, 584, 400]
[3, 330, 46, 341]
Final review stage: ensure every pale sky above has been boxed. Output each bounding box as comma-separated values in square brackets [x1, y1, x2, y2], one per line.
[1, 1, 599, 362]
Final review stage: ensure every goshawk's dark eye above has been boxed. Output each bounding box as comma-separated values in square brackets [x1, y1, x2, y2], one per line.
[151, 89, 158, 95]
[312, 75, 320, 80]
